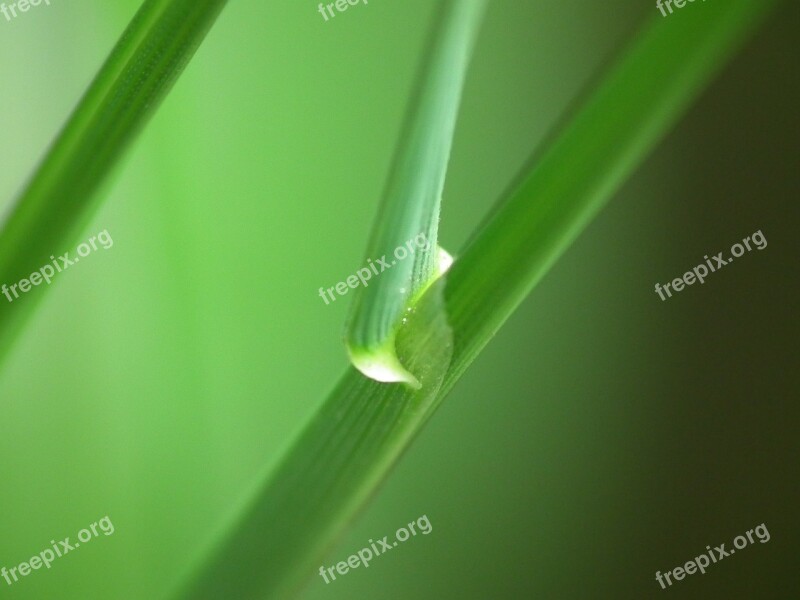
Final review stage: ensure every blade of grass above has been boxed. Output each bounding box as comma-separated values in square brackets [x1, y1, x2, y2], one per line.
[0, 0, 228, 365]
[174, 1, 783, 599]
[345, 0, 488, 388]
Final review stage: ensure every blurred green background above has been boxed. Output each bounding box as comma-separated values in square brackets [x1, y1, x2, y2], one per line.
[0, 0, 797, 598]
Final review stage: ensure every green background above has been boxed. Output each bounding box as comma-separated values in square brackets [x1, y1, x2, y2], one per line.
[0, 0, 797, 598]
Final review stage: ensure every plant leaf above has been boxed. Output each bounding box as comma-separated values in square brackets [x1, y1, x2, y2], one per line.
[174, 2, 783, 599]
[345, 0, 488, 388]
[0, 0, 228, 364]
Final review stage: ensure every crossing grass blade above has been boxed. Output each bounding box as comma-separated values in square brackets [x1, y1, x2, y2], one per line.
[345, 0, 488, 388]
[174, 1, 784, 598]
[0, 0, 228, 365]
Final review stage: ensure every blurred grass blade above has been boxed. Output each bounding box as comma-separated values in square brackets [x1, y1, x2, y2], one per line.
[0, 0, 227, 365]
[175, 2, 782, 599]
[345, 0, 488, 388]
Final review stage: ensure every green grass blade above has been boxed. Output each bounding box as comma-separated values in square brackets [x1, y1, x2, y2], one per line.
[175, 1, 781, 598]
[443, 0, 786, 384]
[345, 0, 488, 388]
[0, 0, 227, 363]
[176, 281, 455, 600]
